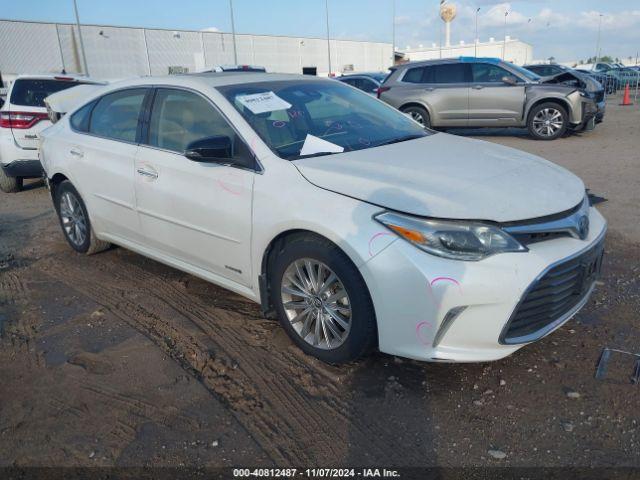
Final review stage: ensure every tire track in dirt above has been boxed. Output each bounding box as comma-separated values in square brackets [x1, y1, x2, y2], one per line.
[37, 253, 416, 465]
[89, 257, 406, 459]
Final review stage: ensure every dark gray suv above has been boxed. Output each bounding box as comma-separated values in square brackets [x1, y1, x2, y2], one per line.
[379, 57, 598, 140]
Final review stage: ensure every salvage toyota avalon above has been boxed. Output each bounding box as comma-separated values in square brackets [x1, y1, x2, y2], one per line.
[39, 73, 607, 364]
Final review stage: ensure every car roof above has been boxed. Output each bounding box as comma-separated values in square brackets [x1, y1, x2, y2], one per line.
[396, 57, 504, 68]
[14, 73, 97, 82]
[340, 72, 386, 77]
[101, 72, 329, 91]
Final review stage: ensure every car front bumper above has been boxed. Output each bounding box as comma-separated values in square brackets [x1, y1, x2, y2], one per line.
[359, 206, 607, 362]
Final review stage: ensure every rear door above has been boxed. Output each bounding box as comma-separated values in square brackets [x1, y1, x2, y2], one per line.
[134, 87, 254, 286]
[68, 87, 148, 242]
[468, 63, 525, 126]
[7, 78, 85, 149]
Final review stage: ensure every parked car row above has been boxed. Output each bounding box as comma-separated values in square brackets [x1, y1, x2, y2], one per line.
[575, 62, 640, 91]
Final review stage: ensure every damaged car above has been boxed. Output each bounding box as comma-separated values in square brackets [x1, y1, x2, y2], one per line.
[378, 57, 598, 140]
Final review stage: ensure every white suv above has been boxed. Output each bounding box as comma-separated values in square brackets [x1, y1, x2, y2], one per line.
[40, 73, 606, 364]
[0, 74, 99, 192]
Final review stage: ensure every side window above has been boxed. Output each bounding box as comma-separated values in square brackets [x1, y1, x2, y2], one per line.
[471, 64, 514, 83]
[148, 88, 236, 154]
[432, 64, 469, 83]
[70, 100, 97, 133]
[402, 67, 425, 83]
[89, 89, 146, 142]
[340, 78, 356, 86]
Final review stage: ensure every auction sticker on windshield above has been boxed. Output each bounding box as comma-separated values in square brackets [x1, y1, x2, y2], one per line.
[237, 91, 292, 114]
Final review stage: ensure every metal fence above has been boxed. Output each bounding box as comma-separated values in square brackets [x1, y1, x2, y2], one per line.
[0, 19, 393, 80]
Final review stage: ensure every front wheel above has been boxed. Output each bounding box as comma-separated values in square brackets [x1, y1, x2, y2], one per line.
[0, 168, 22, 193]
[269, 234, 377, 364]
[54, 180, 110, 255]
[527, 102, 568, 141]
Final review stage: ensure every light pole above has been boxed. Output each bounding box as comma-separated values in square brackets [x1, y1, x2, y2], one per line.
[392, 0, 396, 66]
[72, 0, 89, 75]
[325, 0, 332, 76]
[474, 7, 480, 57]
[229, 0, 238, 64]
[502, 10, 509, 60]
[594, 13, 603, 68]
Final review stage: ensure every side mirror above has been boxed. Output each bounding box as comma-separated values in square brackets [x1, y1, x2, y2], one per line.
[502, 76, 518, 86]
[185, 136, 233, 162]
[184, 135, 256, 170]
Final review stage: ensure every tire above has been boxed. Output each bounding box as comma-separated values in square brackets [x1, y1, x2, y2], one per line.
[401, 105, 431, 128]
[269, 234, 377, 364]
[54, 180, 110, 255]
[0, 168, 22, 193]
[527, 102, 568, 141]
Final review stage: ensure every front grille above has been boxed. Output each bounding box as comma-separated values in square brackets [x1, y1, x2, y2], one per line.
[501, 237, 605, 344]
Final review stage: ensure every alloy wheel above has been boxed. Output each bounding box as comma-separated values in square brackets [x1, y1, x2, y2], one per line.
[281, 258, 352, 350]
[409, 111, 425, 125]
[532, 108, 564, 137]
[59, 191, 87, 247]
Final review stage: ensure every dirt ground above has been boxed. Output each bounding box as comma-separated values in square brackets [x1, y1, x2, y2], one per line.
[1, 97, 639, 470]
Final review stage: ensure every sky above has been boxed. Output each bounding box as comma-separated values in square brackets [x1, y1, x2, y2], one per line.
[1, 0, 639, 63]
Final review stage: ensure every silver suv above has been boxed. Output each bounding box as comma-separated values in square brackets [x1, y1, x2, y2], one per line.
[379, 57, 598, 140]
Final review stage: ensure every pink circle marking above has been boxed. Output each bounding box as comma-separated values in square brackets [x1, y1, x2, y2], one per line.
[415, 321, 432, 345]
[217, 172, 243, 196]
[368, 231, 395, 257]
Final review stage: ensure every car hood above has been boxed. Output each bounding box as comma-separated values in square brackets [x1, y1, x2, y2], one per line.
[293, 133, 585, 223]
[539, 72, 600, 92]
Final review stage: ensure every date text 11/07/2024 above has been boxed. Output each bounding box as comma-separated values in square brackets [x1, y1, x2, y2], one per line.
[232, 468, 401, 478]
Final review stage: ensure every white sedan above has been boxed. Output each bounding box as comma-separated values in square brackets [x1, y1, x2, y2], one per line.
[39, 73, 606, 364]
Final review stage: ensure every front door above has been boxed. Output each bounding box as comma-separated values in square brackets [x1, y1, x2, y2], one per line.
[468, 63, 525, 126]
[134, 87, 254, 286]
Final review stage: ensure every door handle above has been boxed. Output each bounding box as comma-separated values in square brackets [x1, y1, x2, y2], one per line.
[136, 167, 158, 180]
[424, 87, 435, 91]
[69, 147, 84, 158]
[472, 85, 485, 90]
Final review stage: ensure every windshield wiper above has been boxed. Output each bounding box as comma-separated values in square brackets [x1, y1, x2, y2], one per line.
[374, 134, 424, 148]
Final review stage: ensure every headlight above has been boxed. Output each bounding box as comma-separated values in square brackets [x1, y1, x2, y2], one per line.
[374, 212, 528, 261]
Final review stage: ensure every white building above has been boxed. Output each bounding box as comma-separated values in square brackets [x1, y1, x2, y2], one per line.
[402, 37, 534, 66]
[0, 19, 393, 82]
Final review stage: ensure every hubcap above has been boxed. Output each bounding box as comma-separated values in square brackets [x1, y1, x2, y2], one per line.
[281, 259, 352, 350]
[409, 111, 424, 125]
[533, 108, 563, 137]
[59, 191, 87, 246]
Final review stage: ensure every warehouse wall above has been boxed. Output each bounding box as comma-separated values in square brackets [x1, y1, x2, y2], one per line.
[0, 19, 393, 80]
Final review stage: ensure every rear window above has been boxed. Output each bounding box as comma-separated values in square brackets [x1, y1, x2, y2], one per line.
[9, 79, 86, 107]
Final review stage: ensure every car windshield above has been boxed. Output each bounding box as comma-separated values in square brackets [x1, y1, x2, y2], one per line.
[218, 80, 430, 160]
[507, 63, 542, 82]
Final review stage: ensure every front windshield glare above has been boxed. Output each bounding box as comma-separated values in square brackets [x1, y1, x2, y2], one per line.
[217, 80, 431, 159]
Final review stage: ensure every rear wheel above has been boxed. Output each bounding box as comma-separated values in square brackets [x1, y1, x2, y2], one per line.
[0, 169, 22, 193]
[401, 105, 431, 128]
[527, 102, 568, 141]
[54, 180, 110, 255]
[269, 234, 377, 364]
